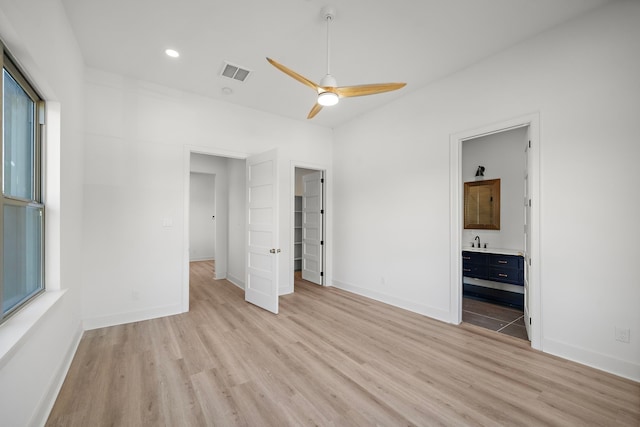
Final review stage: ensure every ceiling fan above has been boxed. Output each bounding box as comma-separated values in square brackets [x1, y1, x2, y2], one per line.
[267, 6, 406, 119]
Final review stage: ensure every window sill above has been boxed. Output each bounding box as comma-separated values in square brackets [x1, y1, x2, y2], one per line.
[0, 289, 66, 369]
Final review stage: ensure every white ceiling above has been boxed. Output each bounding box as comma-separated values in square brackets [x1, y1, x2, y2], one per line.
[61, 0, 612, 128]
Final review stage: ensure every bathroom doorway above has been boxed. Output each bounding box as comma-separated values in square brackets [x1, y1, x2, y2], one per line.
[450, 114, 541, 349]
[461, 127, 528, 340]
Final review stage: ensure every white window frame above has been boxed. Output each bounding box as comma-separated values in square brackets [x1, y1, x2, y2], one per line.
[0, 44, 46, 323]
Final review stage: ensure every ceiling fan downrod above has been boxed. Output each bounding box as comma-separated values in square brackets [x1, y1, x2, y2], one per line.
[320, 6, 337, 89]
[322, 7, 336, 77]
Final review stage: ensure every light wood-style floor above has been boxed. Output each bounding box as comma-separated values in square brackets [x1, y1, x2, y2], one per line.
[47, 261, 640, 426]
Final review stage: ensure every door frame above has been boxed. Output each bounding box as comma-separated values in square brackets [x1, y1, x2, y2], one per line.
[290, 161, 330, 293]
[182, 145, 247, 313]
[449, 113, 541, 350]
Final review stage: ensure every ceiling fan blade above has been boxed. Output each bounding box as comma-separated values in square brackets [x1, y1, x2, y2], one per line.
[266, 57, 320, 91]
[307, 103, 323, 119]
[334, 82, 406, 98]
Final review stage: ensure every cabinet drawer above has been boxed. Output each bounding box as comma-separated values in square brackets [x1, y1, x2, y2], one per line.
[462, 264, 489, 279]
[489, 267, 524, 285]
[489, 254, 523, 270]
[462, 251, 489, 265]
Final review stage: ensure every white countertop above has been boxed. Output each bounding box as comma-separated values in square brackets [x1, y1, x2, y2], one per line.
[462, 247, 524, 256]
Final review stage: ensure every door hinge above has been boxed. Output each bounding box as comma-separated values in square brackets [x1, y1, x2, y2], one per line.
[528, 140, 531, 148]
[321, 178, 324, 183]
[528, 199, 532, 207]
[320, 272, 324, 277]
[321, 209, 324, 214]
[320, 241, 324, 245]
[529, 317, 532, 325]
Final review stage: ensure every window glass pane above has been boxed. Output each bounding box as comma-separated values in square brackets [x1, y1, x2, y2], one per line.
[3, 69, 35, 200]
[3, 204, 43, 314]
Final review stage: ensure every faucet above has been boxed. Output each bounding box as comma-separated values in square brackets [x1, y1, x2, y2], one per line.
[474, 235, 481, 248]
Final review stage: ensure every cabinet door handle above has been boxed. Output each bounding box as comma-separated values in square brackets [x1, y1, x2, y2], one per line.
[463, 268, 472, 272]
[498, 273, 508, 277]
[462, 256, 471, 260]
[498, 260, 508, 264]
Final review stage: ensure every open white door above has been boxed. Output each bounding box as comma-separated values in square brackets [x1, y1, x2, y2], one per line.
[245, 149, 279, 314]
[523, 128, 532, 340]
[301, 171, 323, 284]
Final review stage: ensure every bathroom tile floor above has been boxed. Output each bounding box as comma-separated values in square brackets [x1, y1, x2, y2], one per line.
[462, 297, 529, 341]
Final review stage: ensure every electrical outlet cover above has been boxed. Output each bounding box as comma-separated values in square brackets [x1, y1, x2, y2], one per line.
[615, 327, 631, 343]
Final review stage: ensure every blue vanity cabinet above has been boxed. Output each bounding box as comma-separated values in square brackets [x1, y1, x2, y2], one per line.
[462, 251, 524, 286]
[488, 254, 524, 285]
[462, 250, 525, 309]
[462, 251, 489, 279]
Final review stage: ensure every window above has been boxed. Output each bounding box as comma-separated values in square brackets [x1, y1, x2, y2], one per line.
[1, 46, 45, 322]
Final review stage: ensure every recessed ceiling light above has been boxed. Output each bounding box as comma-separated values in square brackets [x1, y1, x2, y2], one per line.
[165, 49, 180, 58]
[221, 87, 233, 95]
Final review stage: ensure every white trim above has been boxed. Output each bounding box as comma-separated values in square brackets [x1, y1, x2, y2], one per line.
[450, 113, 541, 350]
[82, 303, 183, 331]
[332, 279, 451, 323]
[30, 324, 83, 427]
[189, 256, 215, 262]
[226, 273, 245, 290]
[543, 338, 640, 382]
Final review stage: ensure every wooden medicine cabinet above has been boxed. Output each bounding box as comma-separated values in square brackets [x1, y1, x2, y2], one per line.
[464, 178, 500, 230]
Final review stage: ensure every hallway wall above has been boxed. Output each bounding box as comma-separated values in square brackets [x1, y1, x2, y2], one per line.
[189, 172, 216, 262]
[81, 68, 333, 329]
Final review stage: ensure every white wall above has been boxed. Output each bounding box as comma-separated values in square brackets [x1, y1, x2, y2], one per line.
[0, 0, 85, 425]
[332, 0, 640, 380]
[227, 159, 247, 288]
[462, 127, 526, 250]
[189, 172, 216, 261]
[82, 68, 333, 328]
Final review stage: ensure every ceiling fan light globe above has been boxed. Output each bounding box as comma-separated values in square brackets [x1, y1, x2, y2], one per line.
[318, 91, 339, 106]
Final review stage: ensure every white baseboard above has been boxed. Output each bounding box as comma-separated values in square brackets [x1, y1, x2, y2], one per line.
[226, 274, 245, 290]
[543, 338, 640, 382]
[189, 257, 214, 262]
[279, 285, 293, 296]
[83, 303, 184, 331]
[331, 279, 451, 324]
[30, 324, 83, 427]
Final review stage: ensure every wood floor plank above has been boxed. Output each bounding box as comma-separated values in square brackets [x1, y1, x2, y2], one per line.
[46, 261, 640, 426]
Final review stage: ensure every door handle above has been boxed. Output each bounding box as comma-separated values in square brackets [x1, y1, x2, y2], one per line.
[269, 248, 281, 254]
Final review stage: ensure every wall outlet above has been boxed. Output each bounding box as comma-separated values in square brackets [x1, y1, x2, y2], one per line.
[615, 327, 630, 343]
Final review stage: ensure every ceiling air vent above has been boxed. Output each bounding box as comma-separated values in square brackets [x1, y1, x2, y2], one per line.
[220, 62, 251, 82]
